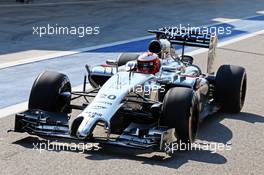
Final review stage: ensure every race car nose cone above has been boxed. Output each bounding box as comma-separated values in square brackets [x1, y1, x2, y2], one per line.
[75, 115, 99, 139]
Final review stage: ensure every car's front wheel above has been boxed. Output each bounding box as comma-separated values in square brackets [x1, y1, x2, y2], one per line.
[162, 87, 199, 144]
[28, 71, 72, 114]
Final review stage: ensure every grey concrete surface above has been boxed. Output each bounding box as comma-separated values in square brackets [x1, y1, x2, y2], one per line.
[0, 34, 263, 175]
[0, 0, 264, 58]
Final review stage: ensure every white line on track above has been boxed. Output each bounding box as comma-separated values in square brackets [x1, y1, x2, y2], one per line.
[217, 30, 264, 47]
[257, 11, 264, 15]
[0, 29, 263, 119]
[0, 102, 28, 119]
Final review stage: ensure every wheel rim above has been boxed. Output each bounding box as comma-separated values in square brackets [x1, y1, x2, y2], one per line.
[57, 82, 71, 112]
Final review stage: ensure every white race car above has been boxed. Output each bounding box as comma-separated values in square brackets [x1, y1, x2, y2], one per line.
[12, 28, 247, 154]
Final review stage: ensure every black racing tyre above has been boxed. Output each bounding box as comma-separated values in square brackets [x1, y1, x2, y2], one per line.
[117, 53, 139, 66]
[215, 65, 247, 113]
[162, 87, 199, 144]
[28, 71, 72, 114]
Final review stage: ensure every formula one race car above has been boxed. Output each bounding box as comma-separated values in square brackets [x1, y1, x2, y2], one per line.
[12, 28, 247, 153]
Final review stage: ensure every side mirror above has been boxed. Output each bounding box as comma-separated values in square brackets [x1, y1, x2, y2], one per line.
[106, 59, 118, 66]
[106, 59, 118, 73]
[125, 61, 136, 71]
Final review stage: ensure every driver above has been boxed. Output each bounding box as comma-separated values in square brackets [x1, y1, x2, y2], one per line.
[137, 52, 161, 74]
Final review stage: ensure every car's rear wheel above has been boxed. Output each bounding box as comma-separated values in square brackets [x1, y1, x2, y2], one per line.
[28, 71, 72, 114]
[117, 53, 139, 66]
[162, 87, 199, 144]
[215, 65, 247, 113]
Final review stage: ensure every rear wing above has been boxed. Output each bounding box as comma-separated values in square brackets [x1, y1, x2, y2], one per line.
[148, 27, 217, 48]
[148, 27, 218, 74]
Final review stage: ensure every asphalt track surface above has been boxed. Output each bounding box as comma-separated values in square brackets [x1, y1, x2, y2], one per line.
[1, 34, 264, 175]
[0, 0, 264, 175]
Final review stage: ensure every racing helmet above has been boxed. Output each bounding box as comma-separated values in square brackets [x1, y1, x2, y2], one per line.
[137, 52, 160, 74]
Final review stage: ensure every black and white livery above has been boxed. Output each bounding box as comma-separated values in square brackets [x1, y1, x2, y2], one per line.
[12, 28, 247, 153]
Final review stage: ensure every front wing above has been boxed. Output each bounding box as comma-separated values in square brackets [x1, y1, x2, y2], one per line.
[12, 109, 176, 152]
